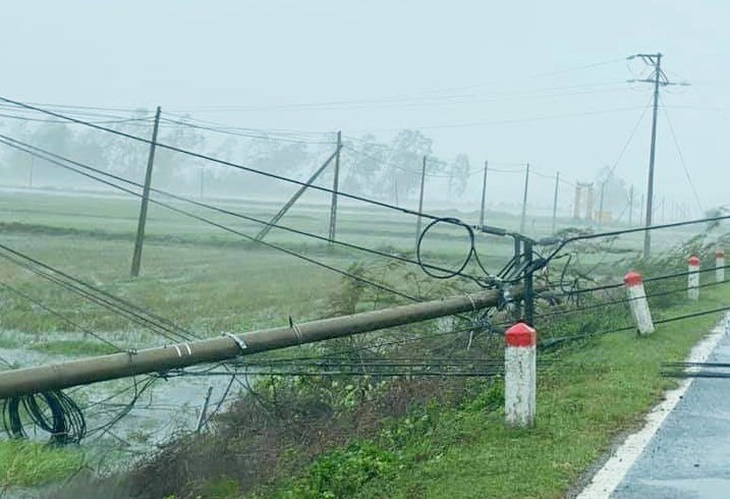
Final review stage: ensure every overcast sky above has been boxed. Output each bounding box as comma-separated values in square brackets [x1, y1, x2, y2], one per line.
[2, 1, 729, 215]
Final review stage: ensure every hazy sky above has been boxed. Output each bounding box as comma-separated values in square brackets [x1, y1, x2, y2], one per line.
[2, 1, 729, 214]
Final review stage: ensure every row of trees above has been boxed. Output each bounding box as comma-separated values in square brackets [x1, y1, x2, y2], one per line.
[0, 114, 637, 214]
[0, 115, 474, 203]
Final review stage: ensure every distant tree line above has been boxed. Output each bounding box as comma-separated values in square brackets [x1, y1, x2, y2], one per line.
[0, 114, 474, 203]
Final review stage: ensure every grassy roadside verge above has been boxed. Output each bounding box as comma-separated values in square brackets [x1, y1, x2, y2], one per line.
[0, 441, 83, 489]
[265, 284, 730, 498]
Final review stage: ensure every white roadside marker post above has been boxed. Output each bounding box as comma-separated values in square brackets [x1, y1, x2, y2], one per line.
[688, 255, 700, 301]
[624, 271, 655, 335]
[505, 322, 536, 428]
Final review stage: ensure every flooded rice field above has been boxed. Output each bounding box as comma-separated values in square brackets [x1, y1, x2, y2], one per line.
[0, 330, 240, 458]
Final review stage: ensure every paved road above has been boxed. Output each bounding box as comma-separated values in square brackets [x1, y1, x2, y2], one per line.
[612, 330, 730, 498]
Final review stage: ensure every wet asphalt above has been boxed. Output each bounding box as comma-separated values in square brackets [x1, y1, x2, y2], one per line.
[612, 330, 730, 498]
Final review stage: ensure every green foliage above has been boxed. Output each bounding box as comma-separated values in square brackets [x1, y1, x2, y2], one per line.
[7, 191, 730, 498]
[326, 262, 367, 316]
[255, 374, 380, 416]
[0, 440, 83, 487]
[191, 475, 241, 499]
[447, 153, 470, 199]
[278, 441, 397, 498]
[349, 286, 730, 498]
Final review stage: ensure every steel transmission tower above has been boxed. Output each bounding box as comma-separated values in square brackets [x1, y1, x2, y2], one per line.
[627, 53, 689, 257]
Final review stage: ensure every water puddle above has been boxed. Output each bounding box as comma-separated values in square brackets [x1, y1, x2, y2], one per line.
[0, 336, 243, 496]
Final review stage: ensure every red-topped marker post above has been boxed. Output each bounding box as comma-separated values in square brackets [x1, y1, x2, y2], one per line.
[505, 322, 536, 428]
[688, 255, 700, 301]
[716, 249, 725, 283]
[623, 271, 654, 335]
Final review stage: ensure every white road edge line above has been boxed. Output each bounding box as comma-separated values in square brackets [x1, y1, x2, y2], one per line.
[577, 313, 730, 499]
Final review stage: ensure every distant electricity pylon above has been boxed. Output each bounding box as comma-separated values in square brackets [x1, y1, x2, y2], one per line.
[627, 53, 690, 257]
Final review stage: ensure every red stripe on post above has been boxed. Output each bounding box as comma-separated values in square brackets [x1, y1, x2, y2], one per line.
[688, 255, 700, 266]
[623, 271, 643, 287]
[716, 250, 725, 258]
[505, 322, 536, 347]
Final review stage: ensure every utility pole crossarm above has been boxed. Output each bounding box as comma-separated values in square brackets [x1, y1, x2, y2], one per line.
[0, 286, 529, 399]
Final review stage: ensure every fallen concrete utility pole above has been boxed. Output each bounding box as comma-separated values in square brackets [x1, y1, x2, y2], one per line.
[0, 286, 523, 399]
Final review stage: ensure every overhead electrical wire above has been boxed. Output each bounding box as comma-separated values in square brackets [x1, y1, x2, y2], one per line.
[0, 280, 127, 353]
[159, 116, 335, 145]
[416, 217, 493, 283]
[343, 143, 574, 194]
[0, 83, 716, 372]
[660, 94, 704, 213]
[342, 143, 483, 179]
[0, 131, 481, 290]
[541, 303, 730, 348]
[0, 134, 423, 303]
[165, 58, 624, 116]
[535, 269, 730, 322]
[538, 213, 730, 264]
[168, 80, 629, 114]
[14, 102, 143, 114]
[0, 102, 155, 123]
[0, 112, 154, 126]
[604, 94, 654, 178]
[0, 95, 448, 224]
[0, 245, 199, 343]
[349, 105, 648, 133]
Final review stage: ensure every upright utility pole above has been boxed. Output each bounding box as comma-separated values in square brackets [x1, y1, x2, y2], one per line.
[415, 155, 427, 247]
[519, 163, 530, 233]
[131, 106, 161, 278]
[328, 131, 342, 244]
[627, 53, 688, 257]
[551, 172, 560, 234]
[28, 156, 34, 188]
[643, 53, 661, 257]
[479, 160, 488, 227]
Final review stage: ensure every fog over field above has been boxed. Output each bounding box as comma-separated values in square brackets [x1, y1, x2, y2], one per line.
[2, 3, 730, 497]
[1, 1, 729, 216]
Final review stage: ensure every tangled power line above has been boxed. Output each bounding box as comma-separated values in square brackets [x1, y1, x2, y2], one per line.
[0, 95, 728, 445]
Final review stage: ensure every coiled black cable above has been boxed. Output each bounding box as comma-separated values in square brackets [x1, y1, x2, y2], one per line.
[2, 390, 86, 445]
[416, 217, 493, 284]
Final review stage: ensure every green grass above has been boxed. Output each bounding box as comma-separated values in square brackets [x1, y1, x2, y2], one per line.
[32, 340, 119, 356]
[324, 285, 730, 499]
[0, 190, 724, 494]
[0, 441, 83, 488]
